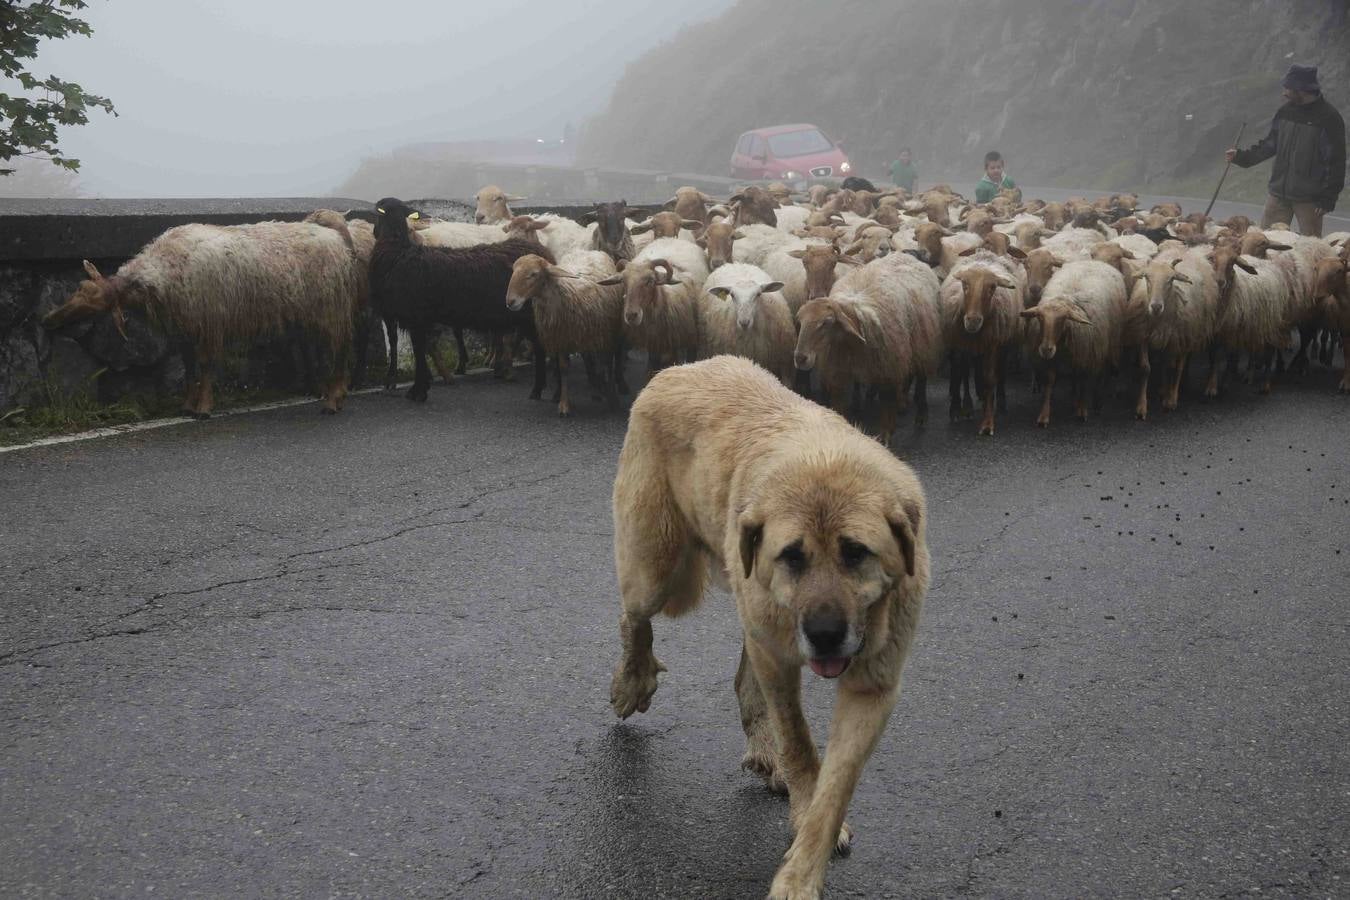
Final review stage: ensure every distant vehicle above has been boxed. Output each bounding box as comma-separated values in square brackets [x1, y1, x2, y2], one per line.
[729, 124, 853, 186]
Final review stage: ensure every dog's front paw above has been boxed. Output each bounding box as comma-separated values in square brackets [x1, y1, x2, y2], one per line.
[767, 868, 822, 900]
[835, 820, 853, 857]
[741, 748, 789, 795]
[609, 655, 665, 719]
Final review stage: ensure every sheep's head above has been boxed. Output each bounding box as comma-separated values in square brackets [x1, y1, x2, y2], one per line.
[960, 208, 998, 238]
[1115, 216, 1140, 235]
[1041, 202, 1068, 231]
[1011, 221, 1049, 251]
[1021, 249, 1062, 307]
[582, 200, 641, 247]
[764, 181, 794, 205]
[848, 191, 875, 217]
[1140, 257, 1195, 317]
[374, 197, 419, 243]
[794, 298, 865, 370]
[707, 278, 785, 331]
[953, 267, 1018, 334]
[807, 185, 831, 208]
[667, 186, 712, 224]
[474, 184, 524, 224]
[1313, 256, 1348, 304]
[912, 222, 953, 266]
[630, 211, 701, 239]
[1150, 202, 1184, 218]
[979, 232, 1027, 260]
[600, 258, 675, 327]
[1236, 232, 1293, 258]
[805, 209, 846, 228]
[1220, 215, 1253, 235]
[42, 259, 134, 338]
[730, 186, 778, 227]
[1090, 244, 1140, 292]
[696, 222, 742, 271]
[505, 254, 573, 312]
[872, 205, 903, 228]
[789, 243, 862, 301]
[1019, 298, 1094, 360]
[845, 225, 896, 262]
[1208, 240, 1259, 302]
[502, 216, 549, 244]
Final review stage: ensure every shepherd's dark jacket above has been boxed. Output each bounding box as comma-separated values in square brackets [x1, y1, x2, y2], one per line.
[1233, 95, 1346, 212]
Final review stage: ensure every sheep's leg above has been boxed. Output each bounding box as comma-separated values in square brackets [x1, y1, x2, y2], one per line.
[1036, 367, 1056, 428]
[962, 359, 976, 417]
[1319, 329, 1333, 366]
[614, 344, 631, 396]
[429, 332, 456, 385]
[978, 350, 999, 436]
[407, 328, 432, 402]
[557, 353, 572, 417]
[453, 327, 469, 376]
[1204, 345, 1221, 399]
[1259, 346, 1276, 395]
[1339, 329, 1350, 393]
[1164, 352, 1187, 411]
[179, 342, 200, 416]
[913, 374, 928, 427]
[1134, 344, 1151, 420]
[546, 354, 561, 403]
[1073, 371, 1090, 420]
[995, 346, 1009, 415]
[1289, 324, 1316, 375]
[948, 352, 966, 422]
[350, 311, 371, 390]
[193, 360, 215, 419]
[499, 332, 519, 382]
[382, 316, 400, 391]
[295, 328, 320, 396]
[876, 385, 898, 448]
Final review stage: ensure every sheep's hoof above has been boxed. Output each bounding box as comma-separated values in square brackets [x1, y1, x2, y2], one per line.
[320, 406, 338, 416]
[1036, 418, 1049, 429]
[406, 385, 429, 402]
[978, 424, 995, 436]
[558, 408, 572, 418]
[1135, 409, 1147, 421]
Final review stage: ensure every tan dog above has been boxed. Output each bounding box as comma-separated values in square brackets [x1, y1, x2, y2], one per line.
[609, 355, 931, 900]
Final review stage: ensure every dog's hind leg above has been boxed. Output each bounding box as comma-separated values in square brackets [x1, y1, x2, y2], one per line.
[768, 683, 898, 900]
[736, 642, 787, 794]
[610, 446, 708, 719]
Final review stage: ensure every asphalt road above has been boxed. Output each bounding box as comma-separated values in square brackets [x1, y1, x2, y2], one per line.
[2, 353, 1348, 899]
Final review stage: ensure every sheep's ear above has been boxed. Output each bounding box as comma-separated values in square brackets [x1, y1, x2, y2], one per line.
[82, 259, 104, 282]
[844, 243, 864, 256]
[1018, 308, 1039, 319]
[500, 223, 512, 233]
[1067, 304, 1096, 327]
[731, 230, 745, 240]
[1121, 248, 1138, 259]
[939, 226, 956, 237]
[760, 281, 784, 294]
[630, 222, 653, 235]
[995, 276, 1019, 291]
[695, 237, 708, 249]
[506, 195, 526, 203]
[597, 274, 625, 286]
[615, 259, 628, 272]
[738, 516, 763, 579]
[838, 253, 865, 267]
[959, 246, 979, 257]
[1173, 273, 1193, 284]
[707, 286, 733, 300]
[835, 306, 866, 343]
[663, 198, 677, 210]
[1236, 259, 1258, 275]
[1267, 243, 1293, 252]
[1007, 246, 1028, 260]
[787, 249, 807, 259]
[681, 220, 703, 231]
[579, 211, 597, 224]
[546, 265, 579, 279]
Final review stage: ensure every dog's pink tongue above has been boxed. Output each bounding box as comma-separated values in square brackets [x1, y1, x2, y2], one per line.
[809, 657, 850, 679]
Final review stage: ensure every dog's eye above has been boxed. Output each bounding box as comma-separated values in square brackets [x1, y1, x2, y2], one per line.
[778, 543, 807, 573]
[839, 538, 871, 568]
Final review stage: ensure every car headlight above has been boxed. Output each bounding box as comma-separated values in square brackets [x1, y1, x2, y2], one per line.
[839, 161, 852, 173]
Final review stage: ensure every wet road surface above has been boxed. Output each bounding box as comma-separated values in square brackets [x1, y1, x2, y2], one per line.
[2, 355, 1348, 899]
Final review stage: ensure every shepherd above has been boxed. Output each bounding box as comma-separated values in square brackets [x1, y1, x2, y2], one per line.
[1225, 64, 1345, 237]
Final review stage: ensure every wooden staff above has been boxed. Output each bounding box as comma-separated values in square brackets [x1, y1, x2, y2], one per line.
[1204, 122, 1247, 218]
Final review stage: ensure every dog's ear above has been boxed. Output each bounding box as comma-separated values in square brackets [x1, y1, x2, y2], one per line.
[739, 516, 763, 579]
[887, 499, 921, 578]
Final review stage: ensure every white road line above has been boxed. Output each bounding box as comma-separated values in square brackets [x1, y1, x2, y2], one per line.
[0, 367, 514, 455]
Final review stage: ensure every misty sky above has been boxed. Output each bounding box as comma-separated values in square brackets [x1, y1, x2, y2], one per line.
[25, 0, 733, 197]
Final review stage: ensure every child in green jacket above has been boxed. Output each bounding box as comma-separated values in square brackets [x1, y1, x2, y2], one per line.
[889, 147, 918, 193]
[975, 150, 1016, 203]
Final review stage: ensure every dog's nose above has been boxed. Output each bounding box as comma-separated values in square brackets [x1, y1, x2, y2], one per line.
[802, 607, 848, 656]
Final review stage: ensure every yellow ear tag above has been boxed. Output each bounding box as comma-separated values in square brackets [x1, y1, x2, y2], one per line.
[409, 211, 421, 220]
[376, 207, 385, 214]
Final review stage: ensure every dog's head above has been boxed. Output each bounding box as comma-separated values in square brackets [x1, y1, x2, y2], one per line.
[736, 453, 925, 679]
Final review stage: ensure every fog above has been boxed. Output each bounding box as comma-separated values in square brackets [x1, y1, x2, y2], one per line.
[20, 0, 733, 197]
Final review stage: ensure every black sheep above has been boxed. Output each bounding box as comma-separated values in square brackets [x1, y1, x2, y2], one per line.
[370, 197, 553, 402]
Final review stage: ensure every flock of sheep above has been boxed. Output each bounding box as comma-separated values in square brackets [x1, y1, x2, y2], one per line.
[42, 179, 1350, 438]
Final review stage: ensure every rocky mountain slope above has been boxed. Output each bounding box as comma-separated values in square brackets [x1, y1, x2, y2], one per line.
[577, 0, 1350, 201]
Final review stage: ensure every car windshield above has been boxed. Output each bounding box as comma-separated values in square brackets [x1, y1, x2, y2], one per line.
[766, 129, 833, 158]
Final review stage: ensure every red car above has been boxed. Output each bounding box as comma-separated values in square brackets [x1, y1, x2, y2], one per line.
[729, 123, 853, 186]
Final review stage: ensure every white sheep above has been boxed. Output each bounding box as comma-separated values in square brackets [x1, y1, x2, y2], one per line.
[795, 252, 943, 445]
[1040, 226, 1107, 262]
[413, 219, 510, 248]
[1123, 245, 1219, 419]
[1019, 260, 1128, 427]
[505, 249, 627, 417]
[731, 224, 798, 267]
[697, 262, 795, 384]
[938, 250, 1027, 435]
[599, 236, 709, 368]
[1205, 240, 1292, 395]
